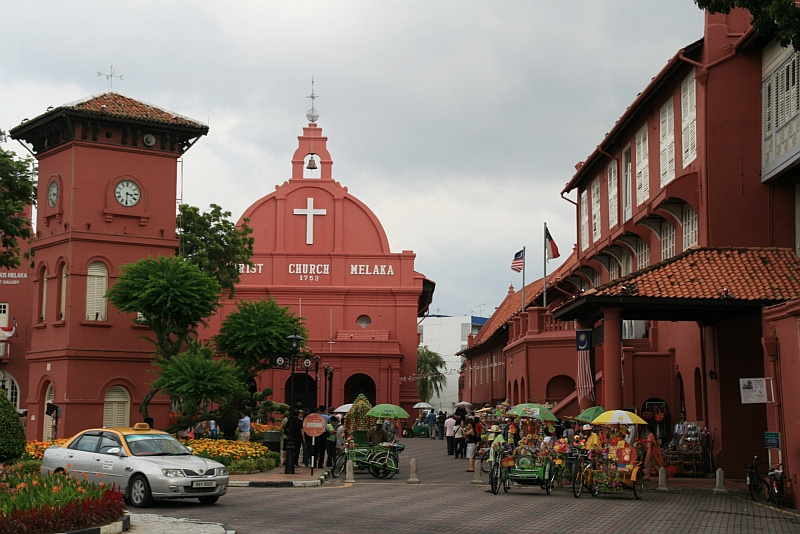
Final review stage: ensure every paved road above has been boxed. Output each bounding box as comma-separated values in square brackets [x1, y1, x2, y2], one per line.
[132, 437, 800, 533]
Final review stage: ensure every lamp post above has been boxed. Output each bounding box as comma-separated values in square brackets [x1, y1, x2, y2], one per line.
[284, 333, 303, 475]
[323, 364, 334, 409]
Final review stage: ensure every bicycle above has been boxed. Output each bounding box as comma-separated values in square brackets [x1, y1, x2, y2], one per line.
[331, 441, 402, 479]
[489, 453, 513, 495]
[767, 463, 785, 508]
[571, 450, 599, 498]
[745, 455, 769, 502]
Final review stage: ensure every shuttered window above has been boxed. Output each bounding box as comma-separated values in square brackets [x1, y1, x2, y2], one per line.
[39, 267, 47, 323]
[660, 98, 675, 186]
[591, 176, 601, 242]
[635, 124, 649, 205]
[580, 190, 589, 251]
[622, 148, 632, 221]
[103, 386, 130, 428]
[86, 262, 108, 321]
[636, 239, 649, 270]
[661, 221, 675, 260]
[681, 70, 697, 166]
[682, 205, 698, 249]
[607, 161, 618, 229]
[59, 264, 66, 321]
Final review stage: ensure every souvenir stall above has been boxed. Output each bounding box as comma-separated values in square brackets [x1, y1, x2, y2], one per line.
[663, 421, 710, 477]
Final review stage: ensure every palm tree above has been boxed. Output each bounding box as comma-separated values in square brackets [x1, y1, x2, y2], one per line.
[417, 346, 447, 403]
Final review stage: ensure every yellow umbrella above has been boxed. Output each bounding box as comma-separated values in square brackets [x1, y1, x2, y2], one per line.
[591, 410, 647, 425]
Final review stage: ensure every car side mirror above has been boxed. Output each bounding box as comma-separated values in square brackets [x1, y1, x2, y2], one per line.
[106, 447, 125, 456]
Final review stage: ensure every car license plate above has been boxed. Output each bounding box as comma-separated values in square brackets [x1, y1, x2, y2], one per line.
[192, 480, 216, 488]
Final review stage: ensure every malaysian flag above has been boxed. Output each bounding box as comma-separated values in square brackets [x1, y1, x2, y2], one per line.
[545, 224, 560, 260]
[511, 249, 524, 272]
[576, 329, 595, 402]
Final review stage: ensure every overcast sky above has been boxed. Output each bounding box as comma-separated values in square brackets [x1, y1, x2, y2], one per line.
[0, 1, 706, 318]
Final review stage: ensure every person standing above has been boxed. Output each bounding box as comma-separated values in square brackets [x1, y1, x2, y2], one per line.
[237, 412, 251, 442]
[436, 411, 446, 440]
[220, 408, 240, 441]
[644, 429, 665, 480]
[325, 416, 338, 467]
[464, 417, 478, 471]
[367, 419, 389, 445]
[315, 406, 331, 468]
[427, 410, 436, 439]
[444, 414, 456, 455]
[207, 419, 217, 438]
[453, 416, 465, 459]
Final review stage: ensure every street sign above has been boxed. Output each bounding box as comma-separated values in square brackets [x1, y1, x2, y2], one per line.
[302, 413, 327, 437]
[765, 431, 781, 449]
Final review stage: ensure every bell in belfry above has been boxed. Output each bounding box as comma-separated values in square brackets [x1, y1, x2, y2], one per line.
[306, 156, 317, 170]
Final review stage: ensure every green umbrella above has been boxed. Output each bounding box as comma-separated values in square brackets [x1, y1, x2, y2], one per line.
[576, 405, 606, 423]
[505, 403, 558, 421]
[366, 403, 411, 419]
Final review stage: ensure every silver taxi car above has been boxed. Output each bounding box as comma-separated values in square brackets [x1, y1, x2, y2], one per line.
[41, 423, 228, 507]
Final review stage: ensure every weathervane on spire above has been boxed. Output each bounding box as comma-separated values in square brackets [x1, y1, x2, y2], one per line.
[97, 65, 124, 88]
[306, 78, 319, 123]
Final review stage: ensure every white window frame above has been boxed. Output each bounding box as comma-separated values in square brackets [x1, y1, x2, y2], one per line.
[635, 239, 650, 270]
[621, 251, 632, 277]
[607, 161, 618, 229]
[682, 204, 698, 249]
[635, 124, 650, 206]
[622, 148, 632, 221]
[681, 70, 697, 167]
[0, 303, 7, 358]
[591, 176, 601, 242]
[592, 269, 602, 288]
[103, 385, 131, 428]
[86, 262, 108, 321]
[660, 97, 675, 186]
[59, 263, 66, 321]
[580, 189, 589, 251]
[661, 221, 676, 260]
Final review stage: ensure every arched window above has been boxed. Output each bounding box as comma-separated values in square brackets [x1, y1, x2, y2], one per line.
[58, 262, 67, 321]
[635, 239, 650, 270]
[38, 266, 48, 323]
[86, 262, 108, 321]
[682, 205, 698, 249]
[103, 386, 130, 428]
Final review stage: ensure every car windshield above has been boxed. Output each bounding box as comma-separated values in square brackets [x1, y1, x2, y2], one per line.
[125, 434, 190, 456]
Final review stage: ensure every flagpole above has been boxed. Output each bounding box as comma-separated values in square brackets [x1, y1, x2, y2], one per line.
[521, 246, 526, 313]
[543, 223, 548, 308]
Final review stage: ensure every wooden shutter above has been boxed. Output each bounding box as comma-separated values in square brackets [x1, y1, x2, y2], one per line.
[591, 176, 601, 242]
[635, 125, 649, 205]
[681, 70, 697, 166]
[660, 98, 675, 186]
[86, 262, 108, 321]
[103, 386, 130, 428]
[607, 161, 618, 229]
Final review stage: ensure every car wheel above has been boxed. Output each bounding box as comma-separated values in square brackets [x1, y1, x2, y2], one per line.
[198, 496, 220, 505]
[129, 474, 154, 508]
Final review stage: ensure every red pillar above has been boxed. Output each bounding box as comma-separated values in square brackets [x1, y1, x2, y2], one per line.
[603, 308, 623, 410]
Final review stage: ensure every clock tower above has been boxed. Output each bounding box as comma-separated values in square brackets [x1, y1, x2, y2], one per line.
[10, 92, 208, 439]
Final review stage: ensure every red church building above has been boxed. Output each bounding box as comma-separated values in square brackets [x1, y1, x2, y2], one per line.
[5, 92, 432, 441]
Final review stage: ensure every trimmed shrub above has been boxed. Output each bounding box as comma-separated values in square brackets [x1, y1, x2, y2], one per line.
[0, 394, 26, 463]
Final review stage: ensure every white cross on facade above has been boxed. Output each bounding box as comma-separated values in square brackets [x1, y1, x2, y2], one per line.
[293, 197, 327, 245]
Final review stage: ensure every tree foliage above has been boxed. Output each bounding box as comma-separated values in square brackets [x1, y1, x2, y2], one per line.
[177, 204, 254, 297]
[695, 0, 800, 50]
[151, 341, 247, 427]
[106, 255, 221, 361]
[0, 147, 36, 269]
[0, 392, 26, 463]
[416, 346, 447, 403]
[216, 298, 306, 380]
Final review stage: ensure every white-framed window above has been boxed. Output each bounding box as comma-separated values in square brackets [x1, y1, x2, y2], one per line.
[682, 204, 698, 249]
[592, 269, 602, 288]
[660, 97, 675, 186]
[661, 221, 676, 260]
[39, 266, 48, 323]
[621, 251, 632, 277]
[607, 161, 618, 229]
[103, 385, 130, 428]
[58, 263, 66, 321]
[86, 262, 108, 321]
[580, 189, 589, 251]
[681, 69, 697, 166]
[0, 303, 7, 358]
[591, 176, 601, 242]
[762, 47, 800, 179]
[635, 124, 650, 205]
[622, 148, 632, 221]
[609, 259, 620, 281]
[635, 239, 650, 270]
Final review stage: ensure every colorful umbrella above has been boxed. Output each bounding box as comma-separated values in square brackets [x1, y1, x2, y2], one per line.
[591, 410, 647, 425]
[575, 405, 606, 422]
[366, 403, 411, 419]
[505, 403, 558, 421]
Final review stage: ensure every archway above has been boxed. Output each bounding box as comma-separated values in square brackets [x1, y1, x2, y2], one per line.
[284, 373, 318, 412]
[343, 373, 376, 405]
[546, 375, 576, 405]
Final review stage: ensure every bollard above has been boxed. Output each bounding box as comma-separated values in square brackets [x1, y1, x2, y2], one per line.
[713, 468, 728, 494]
[345, 459, 355, 484]
[657, 466, 669, 491]
[407, 458, 420, 484]
[471, 464, 483, 485]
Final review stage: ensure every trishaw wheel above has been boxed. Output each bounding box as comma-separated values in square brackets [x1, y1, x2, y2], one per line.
[490, 463, 500, 495]
[503, 468, 511, 493]
[480, 452, 491, 473]
[368, 452, 398, 479]
[589, 482, 600, 497]
[633, 476, 644, 499]
[331, 452, 346, 478]
[573, 472, 583, 498]
[418, 427, 429, 438]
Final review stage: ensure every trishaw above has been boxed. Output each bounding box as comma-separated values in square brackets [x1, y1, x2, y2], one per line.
[331, 440, 403, 479]
[572, 445, 644, 499]
[490, 450, 556, 495]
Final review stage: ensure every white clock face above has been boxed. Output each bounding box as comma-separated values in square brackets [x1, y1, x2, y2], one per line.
[114, 179, 141, 207]
[47, 180, 58, 207]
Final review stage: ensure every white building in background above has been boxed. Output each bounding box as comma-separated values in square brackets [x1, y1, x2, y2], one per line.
[418, 315, 487, 413]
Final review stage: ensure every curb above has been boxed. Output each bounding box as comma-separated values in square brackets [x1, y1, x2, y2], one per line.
[230, 467, 331, 488]
[55, 511, 131, 534]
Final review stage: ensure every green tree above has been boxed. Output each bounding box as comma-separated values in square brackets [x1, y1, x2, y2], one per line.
[151, 341, 247, 433]
[0, 147, 36, 269]
[106, 255, 221, 418]
[695, 0, 800, 50]
[215, 298, 306, 381]
[177, 204, 254, 297]
[0, 393, 26, 463]
[416, 346, 447, 403]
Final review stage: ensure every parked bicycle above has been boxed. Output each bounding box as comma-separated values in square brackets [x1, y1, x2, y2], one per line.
[767, 462, 785, 508]
[745, 455, 769, 503]
[571, 450, 599, 498]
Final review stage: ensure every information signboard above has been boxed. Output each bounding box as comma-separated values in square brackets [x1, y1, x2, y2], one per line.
[765, 431, 781, 449]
